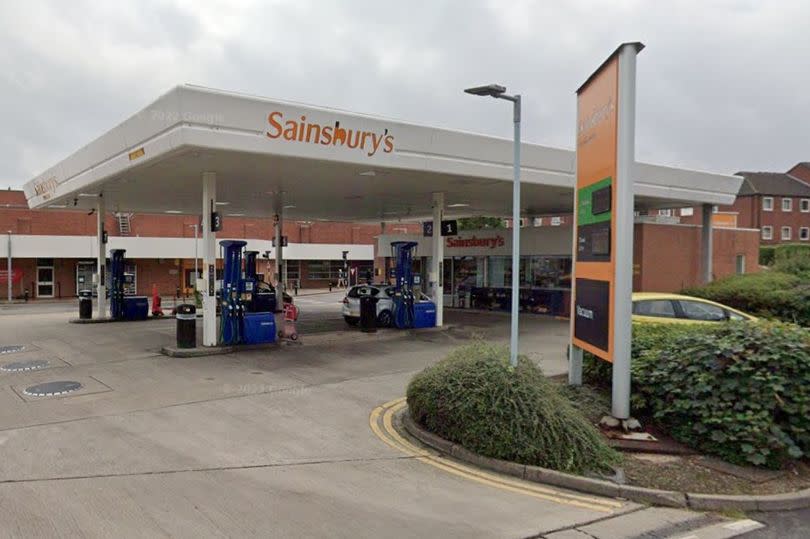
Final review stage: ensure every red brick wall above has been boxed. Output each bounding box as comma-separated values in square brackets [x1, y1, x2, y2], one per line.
[633, 223, 760, 292]
[788, 164, 810, 185]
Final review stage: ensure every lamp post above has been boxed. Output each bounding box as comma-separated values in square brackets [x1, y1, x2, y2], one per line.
[464, 84, 521, 367]
[6, 231, 11, 303]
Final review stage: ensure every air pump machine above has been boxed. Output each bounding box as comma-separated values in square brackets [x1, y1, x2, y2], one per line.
[219, 240, 277, 346]
[390, 241, 437, 329]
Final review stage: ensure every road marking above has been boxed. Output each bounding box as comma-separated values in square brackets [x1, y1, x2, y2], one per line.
[370, 397, 623, 513]
[723, 519, 762, 531]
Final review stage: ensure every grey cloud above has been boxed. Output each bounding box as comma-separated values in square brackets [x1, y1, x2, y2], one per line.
[1, 0, 808, 188]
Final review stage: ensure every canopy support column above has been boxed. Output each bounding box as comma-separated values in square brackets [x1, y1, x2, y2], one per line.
[431, 192, 444, 327]
[96, 195, 107, 319]
[201, 172, 217, 346]
[274, 194, 284, 311]
[702, 203, 713, 284]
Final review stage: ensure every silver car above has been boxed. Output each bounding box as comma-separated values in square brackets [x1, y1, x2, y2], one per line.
[342, 284, 395, 327]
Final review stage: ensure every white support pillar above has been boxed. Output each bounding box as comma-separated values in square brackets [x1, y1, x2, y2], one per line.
[431, 192, 444, 326]
[96, 195, 107, 318]
[273, 194, 284, 311]
[702, 203, 713, 284]
[201, 172, 217, 346]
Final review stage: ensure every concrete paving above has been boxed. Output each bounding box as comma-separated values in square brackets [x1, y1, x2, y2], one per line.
[0, 295, 773, 537]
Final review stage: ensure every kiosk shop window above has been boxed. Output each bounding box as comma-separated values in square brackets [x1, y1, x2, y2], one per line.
[307, 260, 344, 280]
[285, 260, 301, 282]
[444, 257, 485, 292]
[487, 256, 572, 289]
[76, 261, 95, 295]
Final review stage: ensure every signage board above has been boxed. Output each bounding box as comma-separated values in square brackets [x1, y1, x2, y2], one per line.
[423, 220, 458, 237]
[211, 212, 223, 232]
[572, 42, 642, 367]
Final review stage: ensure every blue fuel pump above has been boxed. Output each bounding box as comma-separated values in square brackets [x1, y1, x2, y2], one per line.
[218, 240, 276, 346]
[109, 248, 148, 321]
[391, 241, 436, 329]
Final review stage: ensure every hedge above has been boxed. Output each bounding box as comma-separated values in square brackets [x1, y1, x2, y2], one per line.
[645, 322, 810, 468]
[407, 342, 619, 474]
[585, 321, 810, 468]
[773, 243, 810, 278]
[683, 271, 810, 326]
[759, 246, 775, 266]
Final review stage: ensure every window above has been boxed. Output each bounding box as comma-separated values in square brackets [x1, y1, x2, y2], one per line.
[782, 226, 792, 241]
[735, 254, 746, 274]
[678, 300, 726, 321]
[680, 207, 694, 217]
[762, 197, 773, 211]
[782, 198, 793, 212]
[801, 227, 810, 241]
[761, 226, 773, 240]
[632, 300, 677, 318]
[307, 260, 345, 280]
[728, 311, 747, 321]
[801, 199, 810, 213]
[658, 209, 673, 217]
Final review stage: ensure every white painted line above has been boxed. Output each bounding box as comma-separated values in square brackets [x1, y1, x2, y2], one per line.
[723, 519, 762, 531]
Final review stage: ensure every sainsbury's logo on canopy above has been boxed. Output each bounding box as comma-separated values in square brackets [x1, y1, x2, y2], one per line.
[266, 111, 394, 157]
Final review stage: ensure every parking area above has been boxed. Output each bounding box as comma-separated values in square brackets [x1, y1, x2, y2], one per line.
[0, 298, 625, 538]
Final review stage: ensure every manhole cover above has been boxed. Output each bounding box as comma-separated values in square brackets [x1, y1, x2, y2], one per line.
[23, 381, 82, 397]
[0, 345, 25, 355]
[1, 359, 49, 372]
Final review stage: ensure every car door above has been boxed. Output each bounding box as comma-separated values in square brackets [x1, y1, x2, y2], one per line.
[676, 299, 728, 323]
[632, 299, 679, 323]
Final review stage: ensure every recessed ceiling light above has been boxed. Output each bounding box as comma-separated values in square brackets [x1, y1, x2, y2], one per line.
[227, 213, 245, 217]
[165, 210, 182, 214]
[48, 204, 67, 208]
[359, 170, 376, 177]
[447, 203, 470, 208]
[215, 201, 229, 206]
[78, 193, 97, 198]
[284, 205, 296, 209]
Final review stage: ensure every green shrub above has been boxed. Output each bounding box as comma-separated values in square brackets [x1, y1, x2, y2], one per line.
[683, 272, 810, 326]
[407, 342, 619, 474]
[644, 322, 810, 468]
[583, 322, 702, 411]
[759, 246, 775, 266]
[773, 244, 810, 278]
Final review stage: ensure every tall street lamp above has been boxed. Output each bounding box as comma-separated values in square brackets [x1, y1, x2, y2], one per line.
[464, 84, 522, 367]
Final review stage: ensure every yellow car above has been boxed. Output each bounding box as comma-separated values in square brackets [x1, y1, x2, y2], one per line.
[632, 293, 757, 324]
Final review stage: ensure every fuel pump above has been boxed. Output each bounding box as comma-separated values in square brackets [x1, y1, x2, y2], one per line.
[219, 240, 246, 345]
[109, 248, 148, 321]
[218, 241, 277, 346]
[391, 241, 416, 329]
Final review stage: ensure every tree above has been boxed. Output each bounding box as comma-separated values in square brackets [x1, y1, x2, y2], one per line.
[457, 217, 505, 231]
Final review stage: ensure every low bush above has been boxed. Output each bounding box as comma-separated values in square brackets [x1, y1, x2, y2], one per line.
[683, 272, 810, 326]
[644, 322, 810, 468]
[773, 243, 810, 279]
[583, 322, 697, 411]
[407, 342, 619, 474]
[759, 246, 775, 266]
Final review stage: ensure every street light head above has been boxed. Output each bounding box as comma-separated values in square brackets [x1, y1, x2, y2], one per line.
[464, 84, 506, 97]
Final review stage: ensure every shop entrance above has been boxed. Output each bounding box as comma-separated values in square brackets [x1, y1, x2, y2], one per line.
[36, 259, 54, 298]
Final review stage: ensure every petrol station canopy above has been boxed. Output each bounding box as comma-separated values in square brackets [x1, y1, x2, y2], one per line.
[23, 85, 742, 219]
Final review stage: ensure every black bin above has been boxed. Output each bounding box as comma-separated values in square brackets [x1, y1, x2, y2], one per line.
[176, 304, 197, 348]
[78, 290, 93, 319]
[359, 292, 379, 333]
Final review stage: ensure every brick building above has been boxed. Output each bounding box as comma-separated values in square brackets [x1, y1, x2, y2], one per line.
[1, 189, 418, 299]
[676, 166, 810, 245]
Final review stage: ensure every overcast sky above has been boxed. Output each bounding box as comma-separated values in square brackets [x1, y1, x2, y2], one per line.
[1, 0, 808, 189]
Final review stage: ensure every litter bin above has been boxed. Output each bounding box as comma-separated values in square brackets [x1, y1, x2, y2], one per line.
[358, 289, 379, 333]
[176, 304, 197, 348]
[79, 290, 93, 319]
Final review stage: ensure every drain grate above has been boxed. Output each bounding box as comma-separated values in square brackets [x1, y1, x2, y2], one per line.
[2, 359, 49, 372]
[23, 381, 82, 397]
[0, 345, 25, 355]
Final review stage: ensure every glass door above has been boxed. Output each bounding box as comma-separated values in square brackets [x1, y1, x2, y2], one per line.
[37, 264, 54, 298]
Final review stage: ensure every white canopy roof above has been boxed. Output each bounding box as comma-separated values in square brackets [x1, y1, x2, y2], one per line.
[23, 85, 742, 221]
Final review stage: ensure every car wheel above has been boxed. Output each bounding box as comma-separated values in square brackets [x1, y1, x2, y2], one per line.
[344, 316, 359, 326]
[377, 310, 393, 328]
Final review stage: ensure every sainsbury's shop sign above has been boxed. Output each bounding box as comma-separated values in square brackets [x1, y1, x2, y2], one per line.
[266, 111, 394, 157]
[446, 235, 505, 250]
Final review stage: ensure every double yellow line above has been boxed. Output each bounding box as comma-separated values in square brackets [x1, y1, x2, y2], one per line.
[369, 397, 623, 513]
